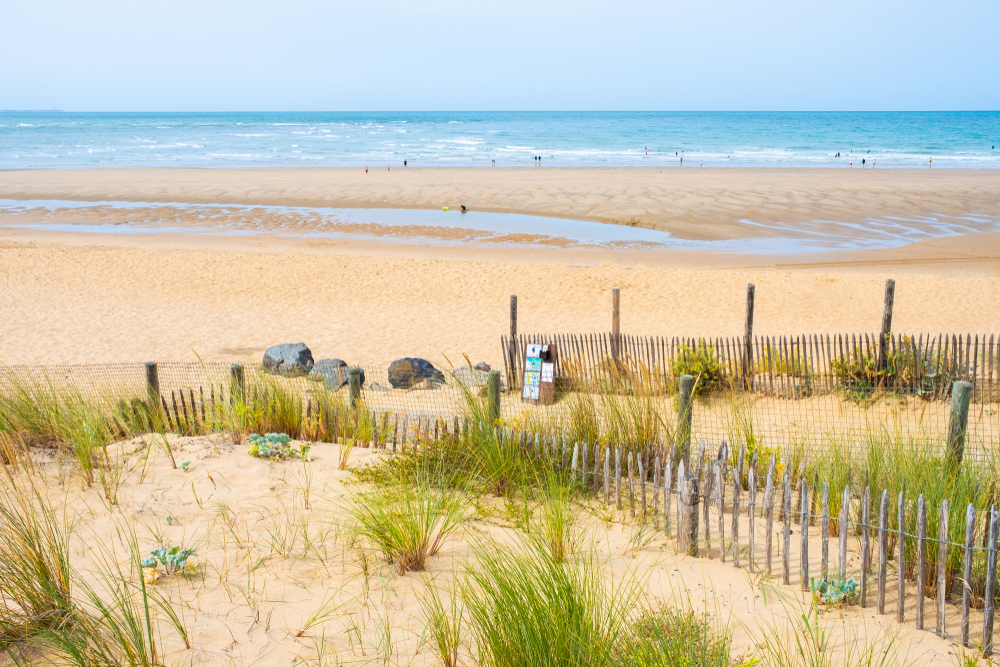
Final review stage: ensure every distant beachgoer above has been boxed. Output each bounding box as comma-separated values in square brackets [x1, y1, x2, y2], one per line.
[539, 156, 541, 165]
[461, 205, 467, 212]
[404, 160, 407, 167]
[365, 167, 368, 174]
[492, 159, 495, 166]
[873, 159, 876, 168]
[929, 157, 933, 167]
[862, 159, 865, 167]
[680, 157, 683, 166]
[849, 162, 852, 167]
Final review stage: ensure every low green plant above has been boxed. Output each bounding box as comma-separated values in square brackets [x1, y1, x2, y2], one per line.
[248, 432, 310, 460]
[672, 342, 725, 396]
[810, 577, 860, 606]
[625, 606, 733, 667]
[141, 546, 198, 583]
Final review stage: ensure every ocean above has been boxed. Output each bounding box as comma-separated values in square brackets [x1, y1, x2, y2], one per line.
[1, 111, 997, 169]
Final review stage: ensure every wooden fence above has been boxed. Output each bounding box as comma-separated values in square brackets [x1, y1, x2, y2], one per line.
[498, 429, 1000, 655]
[502, 332, 1000, 399]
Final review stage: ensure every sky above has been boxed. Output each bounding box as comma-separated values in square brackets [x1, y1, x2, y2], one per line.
[2, 0, 998, 111]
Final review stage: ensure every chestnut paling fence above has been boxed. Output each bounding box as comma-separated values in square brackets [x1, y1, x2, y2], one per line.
[469, 429, 1000, 655]
[2, 351, 1000, 649]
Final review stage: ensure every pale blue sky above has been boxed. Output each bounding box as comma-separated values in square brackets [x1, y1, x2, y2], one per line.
[3, 0, 998, 111]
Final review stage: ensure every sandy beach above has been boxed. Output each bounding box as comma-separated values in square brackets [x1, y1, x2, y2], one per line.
[1, 167, 999, 366]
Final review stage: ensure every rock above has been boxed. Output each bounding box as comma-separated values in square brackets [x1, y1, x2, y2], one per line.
[454, 364, 490, 390]
[388, 358, 445, 389]
[309, 358, 364, 389]
[369, 382, 390, 392]
[473, 362, 492, 372]
[262, 343, 314, 377]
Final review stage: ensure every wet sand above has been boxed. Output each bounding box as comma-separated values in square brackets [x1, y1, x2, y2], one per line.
[1, 167, 999, 366]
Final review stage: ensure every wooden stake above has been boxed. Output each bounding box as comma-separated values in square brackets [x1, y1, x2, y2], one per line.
[878, 278, 895, 371]
[916, 494, 927, 631]
[800, 481, 810, 590]
[878, 490, 889, 614]
[821, 483, 830, 581]
[570, 443, 579, 483]
[627, 453, 636, 518]
[653, 455, 661, 526]
[861, 487, 871, 608]
[936, 499, 949, 637]
[983, 506, 998, 656]
[664, 453, 673, 536]
[716, 461, 725, 562]
[744, 283, 755, 390]
[615, 447, 622, 510]
[732, 464, 742, 566]
[764, 469, 775, 576]
[748, 465, 756, 572]
[604, 447, 611, 505]
[639, 456, 647, 519]
[898, 491, 906, 623]
[782, 473, 792, 585]
[839, 485, 850, 581]
[611, 287, 621, 360]
[962, 503, 975, 646]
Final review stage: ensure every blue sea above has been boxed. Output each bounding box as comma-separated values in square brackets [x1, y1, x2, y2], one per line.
[1, 111, 997, 169]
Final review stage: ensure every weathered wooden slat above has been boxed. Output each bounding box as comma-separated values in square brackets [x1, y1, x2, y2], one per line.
[937, 499, 949, 637]
[821, 483, 830, 580]
[764, 468, 776, 576]
[916, 494, 927, 631]
[782, 473, 792, 585]
[861, 487, 871, 608]
[800, 480, 810, 590]
[748, 464, 757, 572]
[962, 503, 976, 646]
[878, 490, 889, 614]
[839, 485, 850, 580]
[898, 491, 906, 623]
[984, 505, 998, 656]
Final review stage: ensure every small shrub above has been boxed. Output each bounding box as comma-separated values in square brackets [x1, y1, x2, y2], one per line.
[672, 343, 725, 396]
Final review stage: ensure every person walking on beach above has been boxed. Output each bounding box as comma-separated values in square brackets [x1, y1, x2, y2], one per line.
[492, 159, 495, 166]
[365, 167, 368, 174]
[862, 158, 865, 167]
[404, 160, 407, 167]
[929, 157, 932, 167]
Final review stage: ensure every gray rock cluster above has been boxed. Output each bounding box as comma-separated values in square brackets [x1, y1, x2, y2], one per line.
[388, 358, 445, 389]
[262, 343, 314, 377]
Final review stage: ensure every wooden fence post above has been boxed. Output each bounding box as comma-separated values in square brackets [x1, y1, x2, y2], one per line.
[678, 375, 695, 465]
[611, 287, 621, 360]
[744, 283, 755, 390]
[947, 381, 972, 469]
[604, 447, 611, 504]
[664, 454, 673, 536]
[144, 361, 160, 408]
[509, 295, 518, 389]
[230, 363, 245, 401]
[486, 370, 501, 424]
[348, 367, 362, 409]
[731, 466, 742, 567]
[916, 494, 927, 630]
[878, 279, 895, 371]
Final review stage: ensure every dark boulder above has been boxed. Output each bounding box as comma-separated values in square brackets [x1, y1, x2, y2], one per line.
[310, 358, 364, 389]
[388, 358, 445, 389]
[262, 343, 314, 377]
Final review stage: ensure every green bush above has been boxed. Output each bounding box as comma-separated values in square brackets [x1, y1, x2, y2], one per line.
[672, 343, 725, 397]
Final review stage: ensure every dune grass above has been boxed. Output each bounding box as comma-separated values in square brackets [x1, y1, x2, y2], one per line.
[348, 468, 467, 575]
